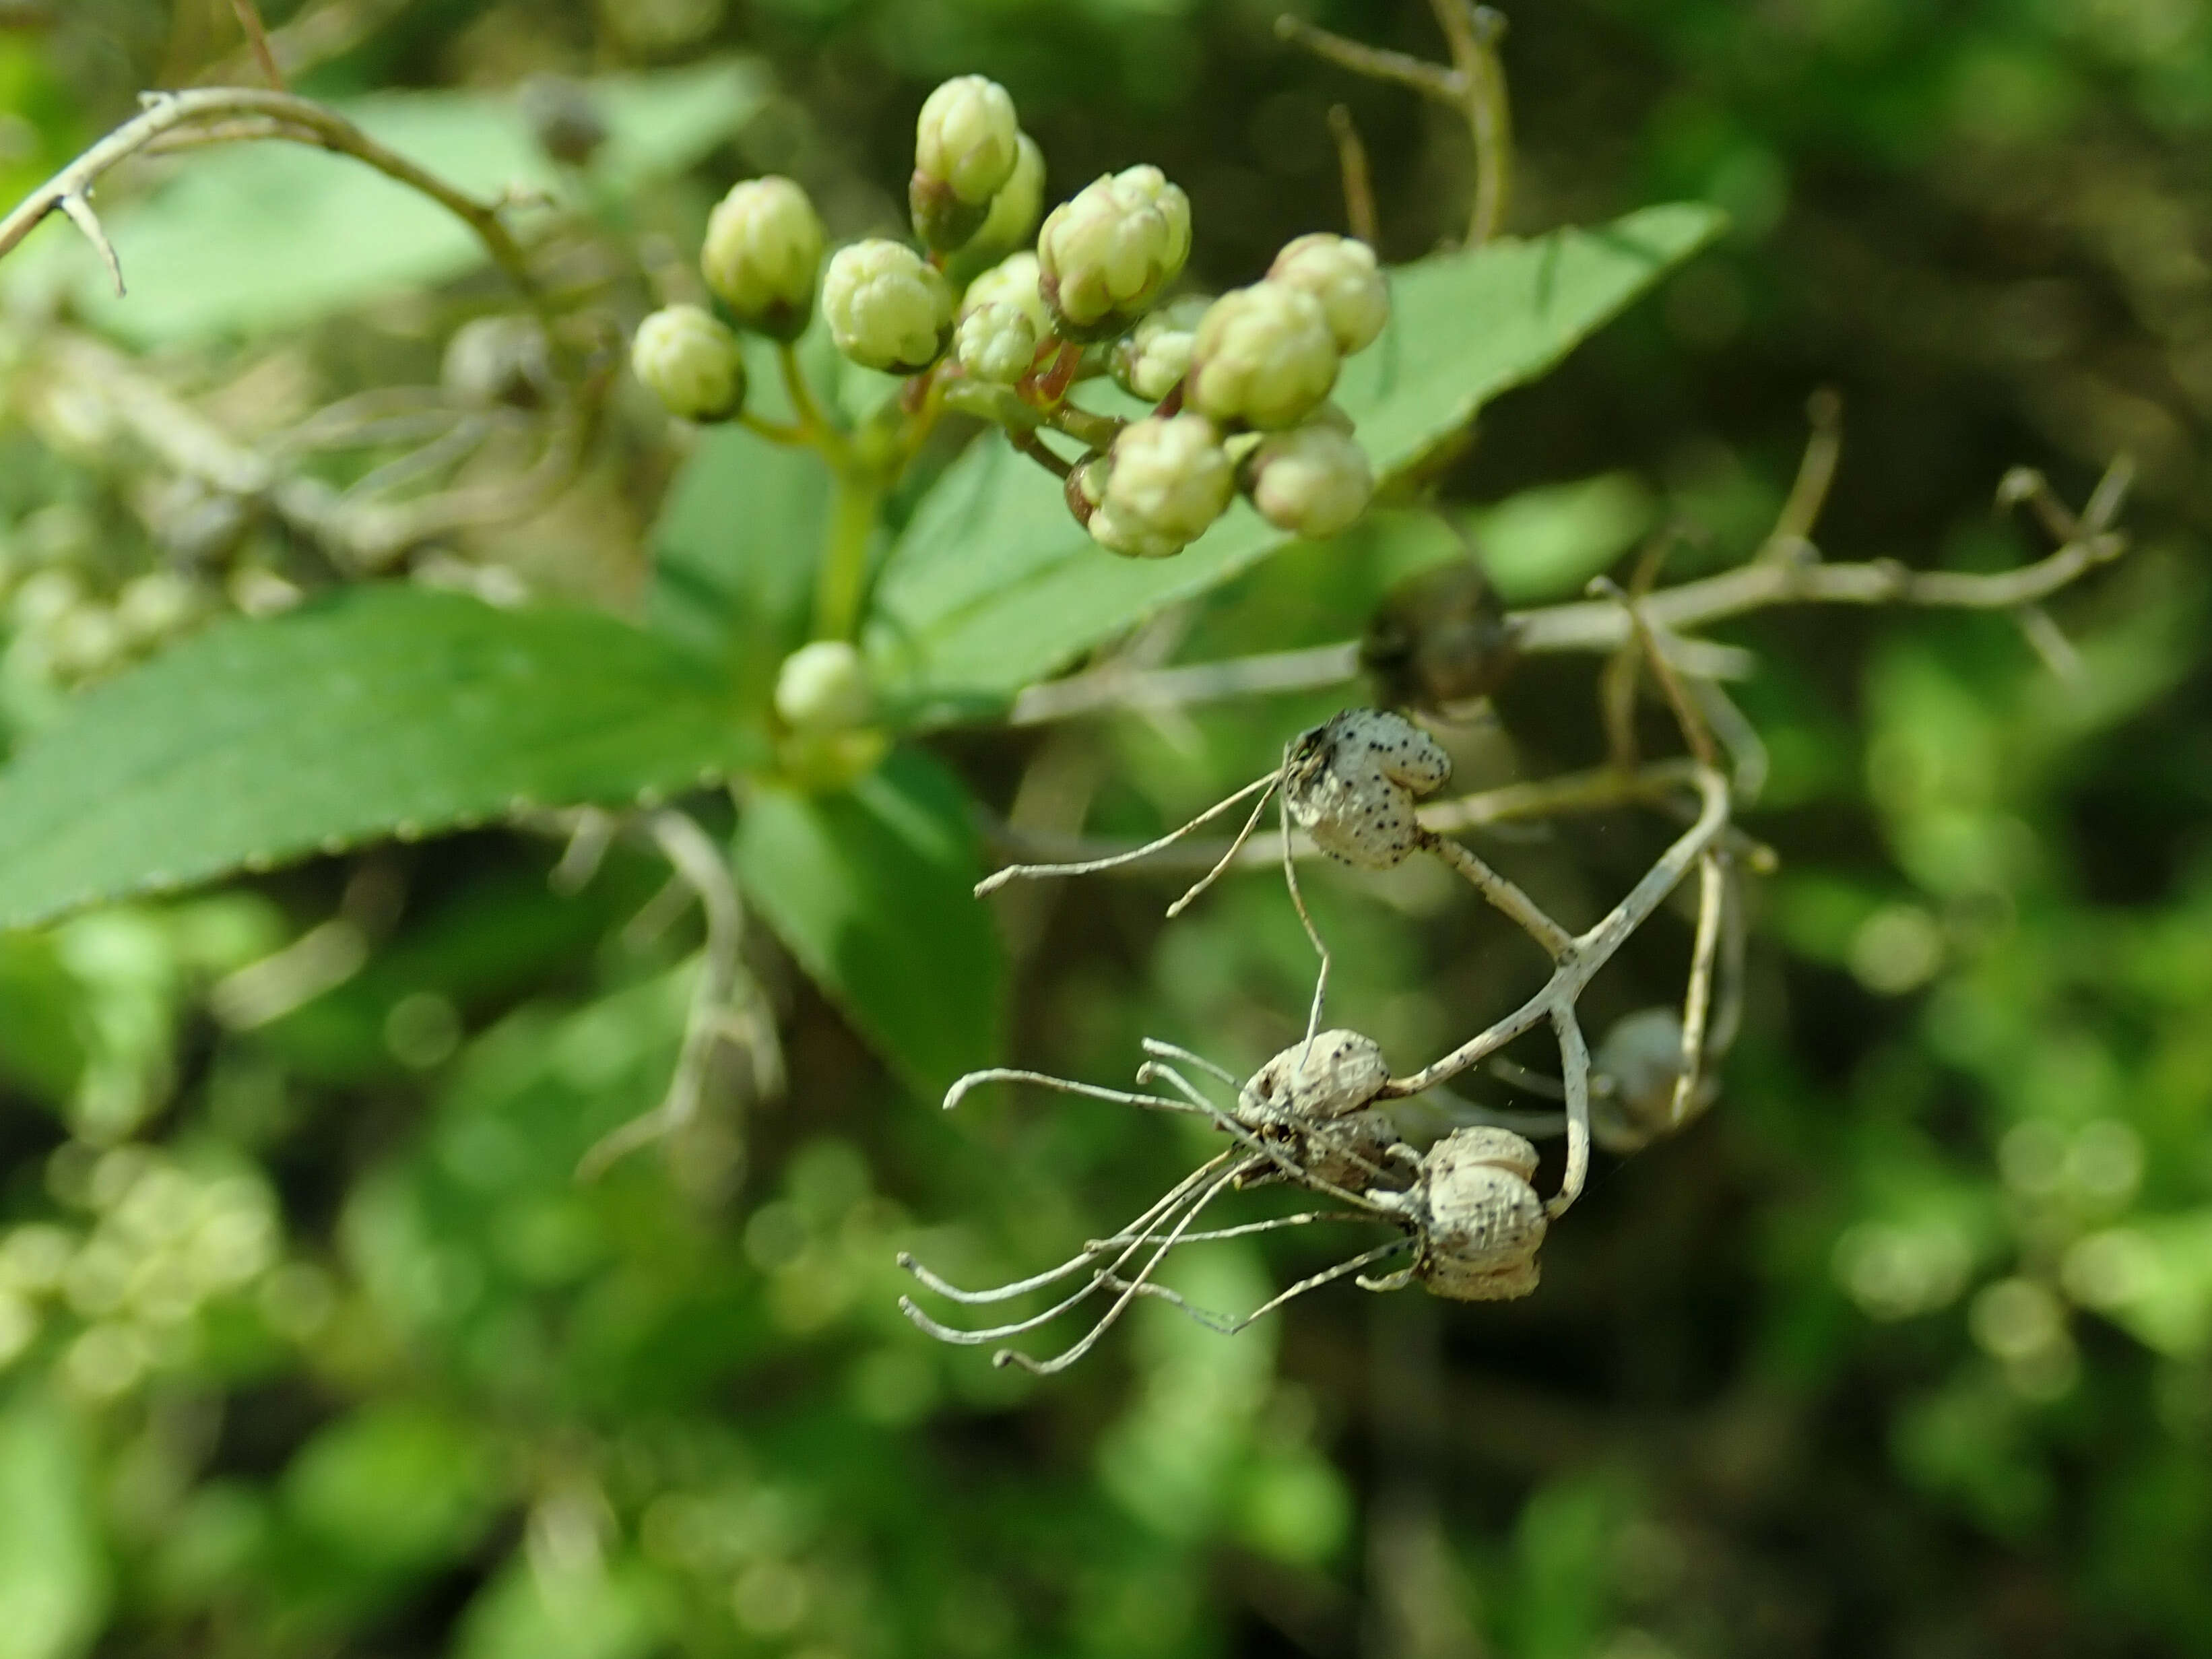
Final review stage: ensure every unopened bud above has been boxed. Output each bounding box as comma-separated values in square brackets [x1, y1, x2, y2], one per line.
[821, 240, 954, 374]
[954, 302, 1039, 385]
[1110, 294, 1208, 401]
[1086, 413, 1233, 559]
[960, 250, 1054, 339]
[959, 132, 1046, 269]
[1241, 415, 1373, 539]
[1268, 233, 1389, 354]
[1188, 282, 1338, 430]
[1036, 164, 1192, 341]
[774, 640, 874, 734]
[702, 176, 826, 341]
[912, 75, 1020, 251]
[917, 75, 1020, 204]
[631, 304, 746, 421]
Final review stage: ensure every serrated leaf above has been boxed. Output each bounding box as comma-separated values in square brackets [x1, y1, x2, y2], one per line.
[0, 587, 765, 932]
[868, 203, 1724, 711]
[5, 61, 767, 342]
[734, 748, 1002, 1100]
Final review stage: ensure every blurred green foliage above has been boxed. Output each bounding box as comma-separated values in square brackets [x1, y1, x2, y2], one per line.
[1, 2, 2210, 1658]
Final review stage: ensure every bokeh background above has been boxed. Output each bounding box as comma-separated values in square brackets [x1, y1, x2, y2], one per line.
[4, 1, 2212, 1656]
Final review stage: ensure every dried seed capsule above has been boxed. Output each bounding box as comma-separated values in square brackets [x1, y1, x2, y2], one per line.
[1187, 282, 1339, 431]
[702, 176, 826, 341]
[821, 240, 954, 374]
[630, 304, 746, 422]
[1235, 1030, 1400, 1188]
[1239, 414, 1373, 538]
[1281, 708, 1452, 868]
[1361, 558, 1522, 713]
[774, 640, 874, 734]
[1591, 1007, 1701, 1154]
[1036, 164, 1192, 342]
[519, 74, 607, 166]
[1410, 1126, 1546, 1301]
[1267, 232, 1388, 354]
[1086, 412, 1235, 559]
[443, 315, 553, 409]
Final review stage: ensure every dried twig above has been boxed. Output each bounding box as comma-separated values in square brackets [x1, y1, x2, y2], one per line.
[1001, 457, 2133, 729]
[228, 0, 286, 90]
[0, 86, 547, 326]
[1326, 104, 1379, 246]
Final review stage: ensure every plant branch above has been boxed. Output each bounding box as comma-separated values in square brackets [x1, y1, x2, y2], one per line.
[0, 86, 547, 323]
[228, 0, 286, 90]
[1001, 462, 2130, 728]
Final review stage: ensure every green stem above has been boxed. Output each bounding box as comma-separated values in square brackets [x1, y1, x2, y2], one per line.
[814, 465, 884, 643]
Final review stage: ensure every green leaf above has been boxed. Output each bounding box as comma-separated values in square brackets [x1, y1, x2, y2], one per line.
[6, 61, 767, 343]
[0, 1392, 110, 1659]
[0, 587, 765, 932]
[868, 203, 1724, 712]
[734, 748, 1003, 1100]
[649, 385, 833, 684]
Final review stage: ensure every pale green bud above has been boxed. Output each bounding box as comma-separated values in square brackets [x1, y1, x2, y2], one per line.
[962, 132, 1046, 267]
[1036, 164, 1192, 341]
[774, 640, 874, 734]
[1110, 295, 1208, 401]
[1267, 233, 1389, 354]
[1187, 282, 1338, 430]
[702, 176, 825, 341]
[1240, 414, 1373, 538]
[630, 304, 747, 421]
[959, 250, 1053, 339]
[821, 240, 954, 374]
[954, 302, 1039, 385]
[915, 76, 1020, 205]
[1087, 412, 1233, 558]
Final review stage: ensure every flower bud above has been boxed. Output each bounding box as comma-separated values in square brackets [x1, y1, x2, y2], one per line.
[702, 176, 826, 341]
[1268, 232, 1389, 354]
[1109, 294, 1208, 401]
[1085, 413, 1233, 559]
[774, 640, 874, 734]
[1240, 416, 1373, 538]
[954, 302, 1039, 385]
[916, 75, 1020, 205]
[1036, 165, 1192, 342]
[958, 132, 1046, 269]
[1188, 282, 1338, 430]
[959, 250, 1054, 340]
[911, 75, 1020, 251]
[631, 304, 746, 421]
[821, 240, 954, 374]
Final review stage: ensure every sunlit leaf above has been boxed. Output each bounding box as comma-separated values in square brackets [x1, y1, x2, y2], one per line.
[868, 203, 1725, 713]
[734, 748, 1003, 1099]
[0, 587, 765, 932]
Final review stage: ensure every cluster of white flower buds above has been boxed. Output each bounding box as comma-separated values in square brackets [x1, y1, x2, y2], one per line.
[628, 71, 1391, 566]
